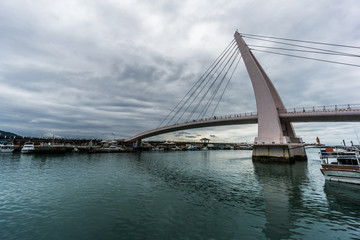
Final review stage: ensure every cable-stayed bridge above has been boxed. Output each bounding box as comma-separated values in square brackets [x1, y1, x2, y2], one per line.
[125, 31, 360, 162]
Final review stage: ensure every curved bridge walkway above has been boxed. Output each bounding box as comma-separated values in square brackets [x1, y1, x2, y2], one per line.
[125, 104, 360, 142]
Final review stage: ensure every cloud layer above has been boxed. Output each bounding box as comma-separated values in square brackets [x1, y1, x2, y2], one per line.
[0, 0, 359, 144]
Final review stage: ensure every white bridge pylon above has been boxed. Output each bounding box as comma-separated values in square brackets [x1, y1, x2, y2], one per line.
[234, 31, 301, 144]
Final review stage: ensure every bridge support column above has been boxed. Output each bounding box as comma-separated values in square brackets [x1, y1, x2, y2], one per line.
[234, 31, 307, 162]
[133, 139, 142, 149]
[252, 144, 307, 163]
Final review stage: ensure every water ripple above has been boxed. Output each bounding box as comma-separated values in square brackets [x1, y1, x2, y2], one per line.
[0, 149, 359, 239]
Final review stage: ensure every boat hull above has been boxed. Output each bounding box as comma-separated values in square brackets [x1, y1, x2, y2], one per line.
[0, 143, 15, 153]
[21, 149, 35, 154]
[321, 165, 360, 185]
[21, 142, 35, 154]
[0, 148, 14, 153]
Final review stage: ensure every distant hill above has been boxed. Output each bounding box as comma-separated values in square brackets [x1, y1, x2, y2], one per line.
[0, 130, 21, 138]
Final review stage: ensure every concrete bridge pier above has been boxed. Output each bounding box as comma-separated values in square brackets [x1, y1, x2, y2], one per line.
[252, 144, 307, 163]
[133, 139, 142, 148]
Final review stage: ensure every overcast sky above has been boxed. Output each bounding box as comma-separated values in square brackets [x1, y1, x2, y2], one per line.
[1, 0, 359, 144]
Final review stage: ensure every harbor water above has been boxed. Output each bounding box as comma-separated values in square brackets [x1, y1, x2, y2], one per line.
[1, 148, 359, 239]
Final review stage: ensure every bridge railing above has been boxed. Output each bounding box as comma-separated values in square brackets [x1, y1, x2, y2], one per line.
[157, 104, 359, 131]
[128, 111, 259, 139]
[197, 112, 258, 122]
[158, 112, 258, 129]
[127, 104, 360, 141]
[278, 104, 360, 114]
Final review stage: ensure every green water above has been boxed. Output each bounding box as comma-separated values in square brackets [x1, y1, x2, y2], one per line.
[0, 149, 359, 239]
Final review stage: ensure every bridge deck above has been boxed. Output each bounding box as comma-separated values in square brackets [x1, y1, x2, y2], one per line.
[125, 105, 360, 142]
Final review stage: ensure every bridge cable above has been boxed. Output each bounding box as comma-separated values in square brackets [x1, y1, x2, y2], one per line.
[248, 45, 360, 58]
[173, 42, 237, 124]
[182, 45, 238, 122]
[159, 39, 235, 127]
[160, 39, 235, 127]
[185, 45, 239, 122]
[243, 36, 359, 58]
[250, 49, 360, 68]
[196, 49, 239, 120]
[198, 51, 241, 120]
[172, 41, 236, 125]
[241, 32, 360, 50]
[201, 48, 240, 119]
[211, 55, 242, 117]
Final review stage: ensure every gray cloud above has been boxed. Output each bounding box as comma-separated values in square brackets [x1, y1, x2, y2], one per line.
[0, 0, 359, 144]
[185, 135, 197, 139]
[173, 131, 193, 137]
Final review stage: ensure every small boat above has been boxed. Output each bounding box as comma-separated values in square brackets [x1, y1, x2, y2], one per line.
[0, 142, 15, 153]
[91, 145, 124, 153]
[21, 142, 35, 154]
[107, 145, 124, 152]
[170, 146, 180, 151]
[320, 147, 360, 185]
[187, 145, 197, 151]
[151, 147, 164, 151]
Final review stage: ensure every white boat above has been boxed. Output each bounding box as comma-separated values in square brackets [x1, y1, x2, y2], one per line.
[320, 148, 360, 184]
[107, 145, 124, 152]
[92, 145, 124, 153]
[187, 145, 197, 151]
[151, 147, 164, 151]
[0, 142, 14, 153]
[170, 146, 180, 151]
[21, 142, 35, 154]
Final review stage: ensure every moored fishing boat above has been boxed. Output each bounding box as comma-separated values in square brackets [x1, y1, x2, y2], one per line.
[104, 145, 124, 152]
[89, 145, 125, 153]
[0, 142, 15, 153]
[320, 148, 360, 185]
[187, 145, 197, 151]
[21, 142, 35, 154]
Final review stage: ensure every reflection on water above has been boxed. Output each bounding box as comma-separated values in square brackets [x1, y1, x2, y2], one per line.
[325, 181, 360, 207]
[0, 149, 359, 239]
[253, 161, 308, 239]
[324, 181, 360, 231]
